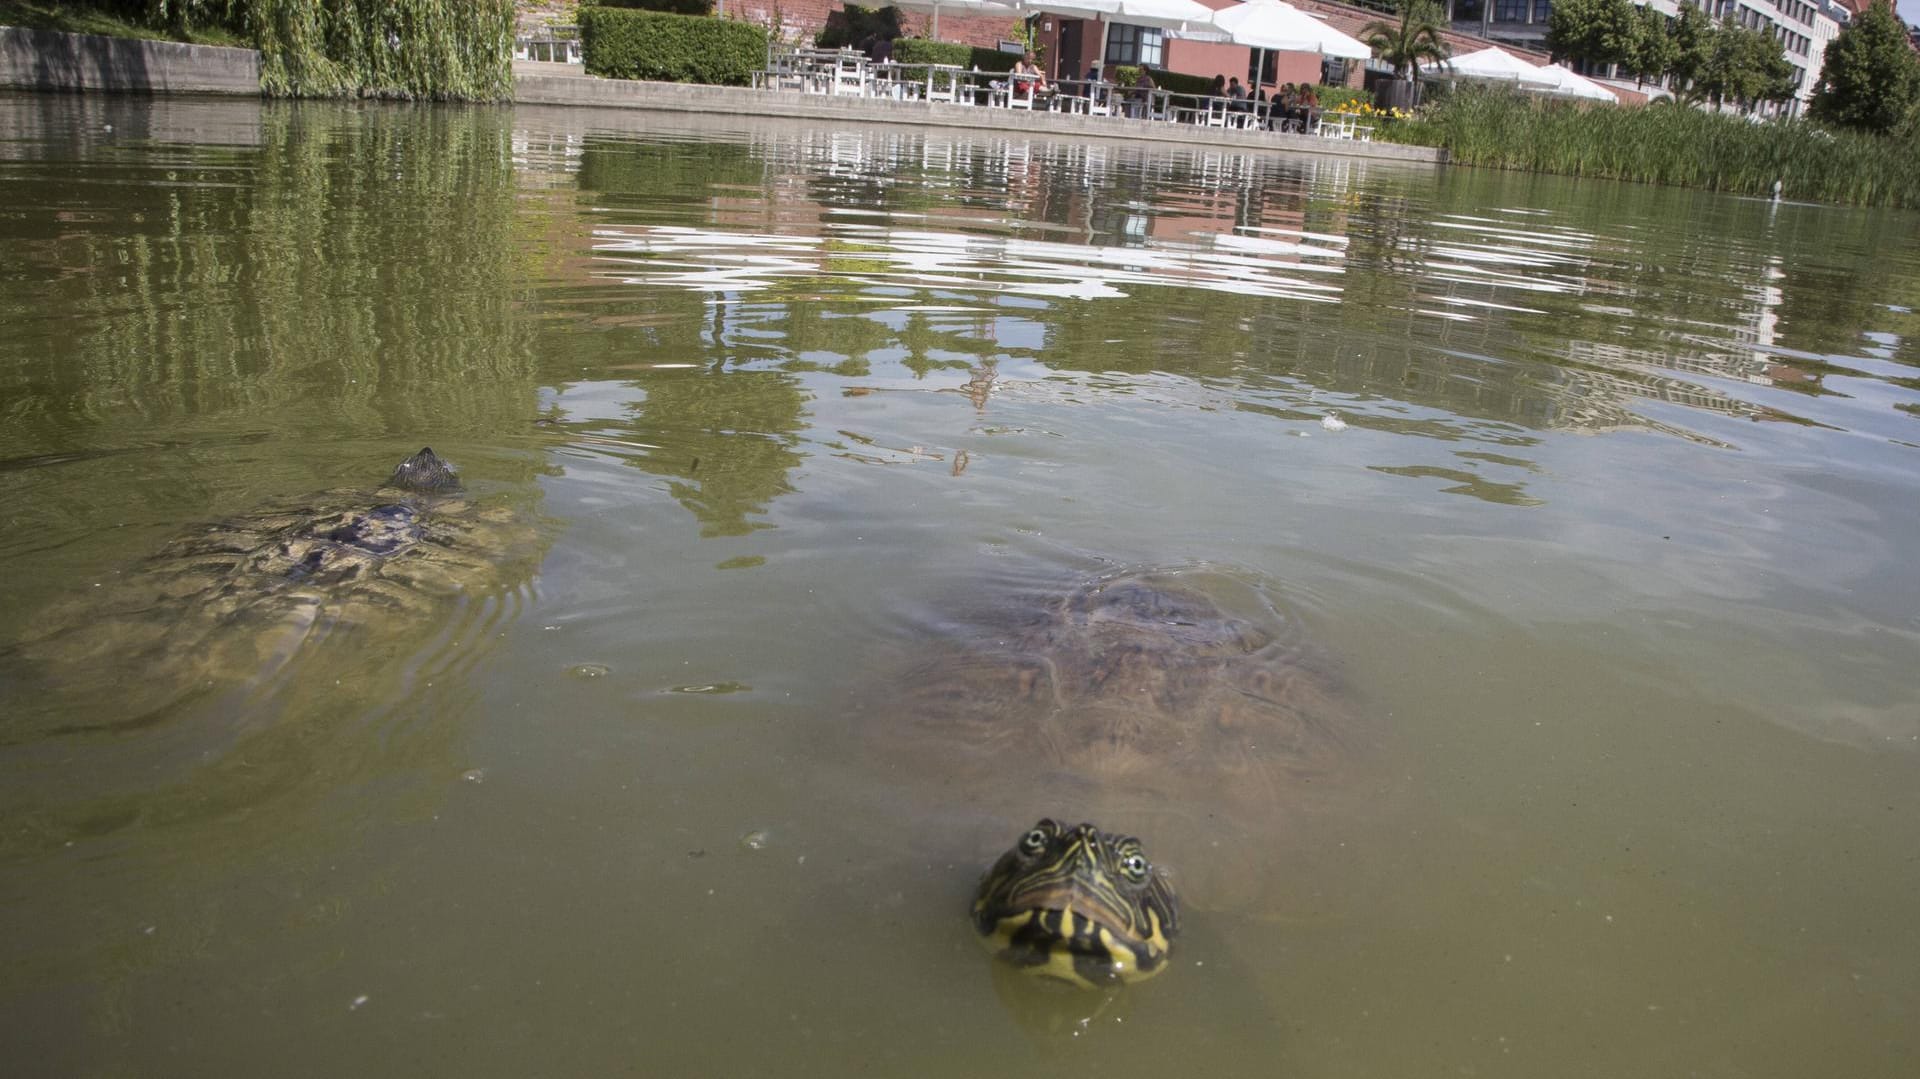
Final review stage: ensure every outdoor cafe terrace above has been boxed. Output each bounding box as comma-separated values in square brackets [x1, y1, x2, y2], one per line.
[756, 44, 1382, 141]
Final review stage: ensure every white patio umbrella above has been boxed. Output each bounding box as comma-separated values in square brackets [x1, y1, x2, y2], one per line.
[1178, 1, 1368, 58]
[886, 0, 1021, 40]
[1440, 46, 1558, 88]
[1174, 0, 1368, 93]
[1536, 62, 1617, 103]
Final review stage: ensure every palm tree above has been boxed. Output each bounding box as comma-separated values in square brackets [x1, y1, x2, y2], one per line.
[1361, 0, 1452, 86]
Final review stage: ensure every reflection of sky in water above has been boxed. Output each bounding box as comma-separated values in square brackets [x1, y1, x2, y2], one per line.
[592, 222, 1346, 303]
[534, 122, 1920, 450]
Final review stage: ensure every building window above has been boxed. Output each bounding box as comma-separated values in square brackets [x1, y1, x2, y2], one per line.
[1496, 0, 1526, 21]
[1532, 0, 1552, 22]
[1105, 24, 1165, 68]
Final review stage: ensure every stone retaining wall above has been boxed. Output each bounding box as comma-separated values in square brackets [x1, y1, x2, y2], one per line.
[0, 26, 260, 96]
[513, 63, 1446, 165]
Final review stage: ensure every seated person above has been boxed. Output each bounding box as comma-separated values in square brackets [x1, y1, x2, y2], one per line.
[1209, 74, 1227, 98]
[1012, 51, 1048, 98]
[1128, 67, 1156, 117]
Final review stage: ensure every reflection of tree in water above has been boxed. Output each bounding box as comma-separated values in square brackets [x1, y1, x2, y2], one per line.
[0, 98, 557, 863]
[616, 365, 808, 538]
[575, 135, 773, 218]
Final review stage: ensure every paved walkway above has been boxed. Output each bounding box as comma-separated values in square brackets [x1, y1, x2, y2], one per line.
[511, 61, 1445, 166]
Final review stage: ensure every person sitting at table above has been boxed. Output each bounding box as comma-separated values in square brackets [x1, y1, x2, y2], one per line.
[1209, 74, 1227, 98]
[1270, 84, 1294, 130]
[1012, 51, 1048, 99]
[1227, 77, 1252, 113]
[1298, 83, 1321, 132]
[1128, 67, 1156, 118]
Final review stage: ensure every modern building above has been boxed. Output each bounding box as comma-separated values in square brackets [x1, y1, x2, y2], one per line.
[1444, 0, 1851, 114]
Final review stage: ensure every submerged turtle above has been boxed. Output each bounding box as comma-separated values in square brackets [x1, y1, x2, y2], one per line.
[862, 561, 1370, 988]
[5, 446, 545, 737]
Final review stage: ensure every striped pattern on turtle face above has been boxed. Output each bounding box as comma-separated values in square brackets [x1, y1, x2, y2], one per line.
[972, 819, 1179, 988]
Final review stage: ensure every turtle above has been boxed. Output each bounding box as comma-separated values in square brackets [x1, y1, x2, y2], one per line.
[859, 560, 1370, 989]
[3, 446, 546, 740]
[972, 817, 1180, 988]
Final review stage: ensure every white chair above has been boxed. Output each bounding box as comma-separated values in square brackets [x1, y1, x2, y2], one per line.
[924, 67, 959, 105]
[1005, 74, 1037, 110]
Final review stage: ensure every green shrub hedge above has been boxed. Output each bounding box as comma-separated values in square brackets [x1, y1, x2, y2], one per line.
[1152, 70, 1218, 96]
[891, 38, 1018, 74]
[579, 7, 768, 86]
[594, 0, 716, 11]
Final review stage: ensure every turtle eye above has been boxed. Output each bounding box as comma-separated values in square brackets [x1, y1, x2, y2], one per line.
[1019, 827, 1049, 857]
[1119, 851, 1150, 883]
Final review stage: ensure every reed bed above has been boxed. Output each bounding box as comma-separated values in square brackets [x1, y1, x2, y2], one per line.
[1387, 86, 1920, 209]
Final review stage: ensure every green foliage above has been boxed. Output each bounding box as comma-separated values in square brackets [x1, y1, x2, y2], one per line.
[142, 0, 240, 34]
[1669, 1, 1713, 89]
[579, 7, 768, 86]
[1360, 0, 1450, 82]
[1313, 84, 1374, 112]
[1153, 69, 1222, 95]
[890, 38, 1018, 73]
[250, 0, 515, 101]
[1695, 16, 1791, 109]
[1809, 3, 1920, 134]
[1545, 0, 1636, 68]
[815, 4, 901, 49]
[0, 0, 247, 44]
[1385, 84, 1920, 208]
[596, 0, 716, 12]
[1622, 5, 1675, 87]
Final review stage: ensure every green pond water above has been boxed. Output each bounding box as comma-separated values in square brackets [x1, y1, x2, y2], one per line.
[1, 92, 1917, 1077]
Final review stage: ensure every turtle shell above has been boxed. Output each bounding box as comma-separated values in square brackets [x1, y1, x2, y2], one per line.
[863, 561, 1371, 912]
[4, 448, 545, 739]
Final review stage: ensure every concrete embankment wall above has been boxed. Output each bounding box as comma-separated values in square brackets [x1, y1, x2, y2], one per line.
[513, 64, 1446, 165]
[0, 26, 259, 96]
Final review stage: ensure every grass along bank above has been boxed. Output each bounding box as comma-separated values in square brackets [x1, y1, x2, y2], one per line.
[1383, 85, 1920, 209]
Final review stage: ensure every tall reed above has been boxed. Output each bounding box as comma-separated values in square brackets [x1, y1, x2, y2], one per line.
[1387, 86, 1920, 209]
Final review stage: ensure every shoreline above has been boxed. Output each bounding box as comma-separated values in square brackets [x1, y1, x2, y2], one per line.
[0, 26, 1444, 166]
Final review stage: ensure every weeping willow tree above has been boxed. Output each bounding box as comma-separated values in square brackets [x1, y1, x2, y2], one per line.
[248, 0, 516, 100]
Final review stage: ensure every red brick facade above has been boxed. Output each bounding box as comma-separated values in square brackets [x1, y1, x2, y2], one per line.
[724, 1, 1016, 49]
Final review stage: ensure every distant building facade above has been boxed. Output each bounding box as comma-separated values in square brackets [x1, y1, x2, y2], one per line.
[1443, 0, 1850, 114]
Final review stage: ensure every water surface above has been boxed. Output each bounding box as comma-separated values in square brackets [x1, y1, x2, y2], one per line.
[2, 93, 1917, 1077]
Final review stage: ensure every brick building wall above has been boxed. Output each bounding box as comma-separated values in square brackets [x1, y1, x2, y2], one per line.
[724, 1, 1016, 49]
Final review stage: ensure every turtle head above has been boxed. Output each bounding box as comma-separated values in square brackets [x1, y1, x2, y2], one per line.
[386, 447, 460, 494]
[972, 819, 1179, 987]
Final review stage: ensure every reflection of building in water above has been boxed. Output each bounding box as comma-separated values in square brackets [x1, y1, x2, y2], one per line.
[516, 114, 1914, 440]
[511, 129, 583, 187]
